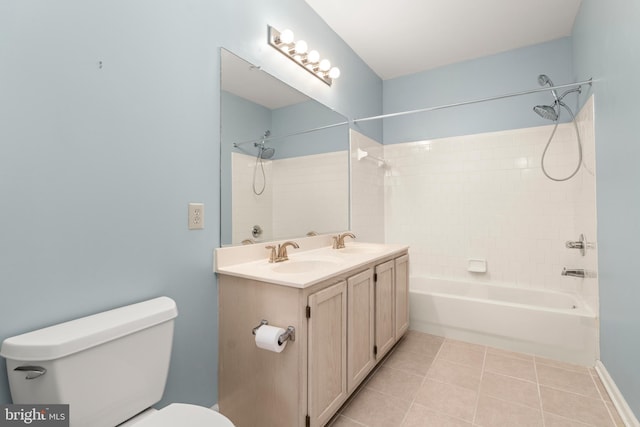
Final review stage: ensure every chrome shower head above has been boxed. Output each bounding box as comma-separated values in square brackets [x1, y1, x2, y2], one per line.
[538, 74, 552, 87]
[259, 146, 275, 159]
[538, 74, 559, 102]
[533, 104, 558, 121]
[254, 130, 275, 159]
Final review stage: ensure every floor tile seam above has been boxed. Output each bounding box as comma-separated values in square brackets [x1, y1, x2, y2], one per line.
[533, 357, 592, 374]
[477, 387, 542, 411]
[395, 347, 440, 359]
[442, 340, 488, 354]
[470, 347, 487, 426]
[542, 406, 605, 427]
[533, 353, 547, 427]
[535, 362, 592, 377]
[486, 348, 536, 361]
[588, 372, 620, 427]
[482, 366, 537, 383]
[377, 363, 427, 381]
[432, 352, 485, 373]
[474, 382, 547, 419]
[481, 368, 539, 385]
[338, 353, 391, 418]
[360, 383, 415, 409]
[409, 400, 476, 425]
[541, 411, 597, 427]
[539, 384, 615, 426]
[538, 382, 607, 401]
[334, 414, 370, 427]
[398, 338, 447, 426]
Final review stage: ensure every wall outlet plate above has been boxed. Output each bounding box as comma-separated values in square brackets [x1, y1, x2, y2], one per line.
[188, 203, 204, 230]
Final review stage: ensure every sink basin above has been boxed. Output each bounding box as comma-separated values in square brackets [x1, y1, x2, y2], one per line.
[271, 259, 342, 274]
[337, 244, 385, 255]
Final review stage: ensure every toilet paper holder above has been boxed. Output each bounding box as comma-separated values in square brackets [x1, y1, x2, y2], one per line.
[252, 319, 296, 345]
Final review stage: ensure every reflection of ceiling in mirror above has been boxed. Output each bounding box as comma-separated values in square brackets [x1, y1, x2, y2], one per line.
[221, 49, 310, 110]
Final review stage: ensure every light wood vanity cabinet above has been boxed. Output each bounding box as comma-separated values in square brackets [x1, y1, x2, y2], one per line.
[308, 281, 348, 426]
[394, 254, 410, 338]
[218, 250, 409, 427]
[346, 269, 375, 395]
[374, 260, 396, 360]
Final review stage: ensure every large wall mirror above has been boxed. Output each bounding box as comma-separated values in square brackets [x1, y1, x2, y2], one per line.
[220, 49, 350, 246]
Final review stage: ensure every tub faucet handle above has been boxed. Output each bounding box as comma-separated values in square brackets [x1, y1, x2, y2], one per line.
[565, 234, 587, 256]
[265, 245, 277, 263]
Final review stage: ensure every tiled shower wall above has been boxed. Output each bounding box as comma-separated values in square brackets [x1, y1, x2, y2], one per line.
[350, 129, 385, 243]
[383, 97, 598, 308]
[231, 151, 348, 243]
[359, 96, 597, 310]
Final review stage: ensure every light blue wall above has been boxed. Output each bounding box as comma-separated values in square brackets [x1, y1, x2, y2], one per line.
[573, 0, 640, 418]
[0, 0, 382, 406]
[383, 38, 575, 144]
[271, 101, 348, 159]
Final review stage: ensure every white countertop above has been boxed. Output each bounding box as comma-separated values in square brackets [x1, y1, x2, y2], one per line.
[215, 236, 408, 288]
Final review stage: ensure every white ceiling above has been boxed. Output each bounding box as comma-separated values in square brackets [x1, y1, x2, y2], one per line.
[304, 0, 582, 80]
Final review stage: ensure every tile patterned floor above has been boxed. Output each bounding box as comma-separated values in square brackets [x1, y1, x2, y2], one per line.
[328, 331, 625, 427]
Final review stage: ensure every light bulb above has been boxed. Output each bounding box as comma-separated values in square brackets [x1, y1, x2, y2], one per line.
[294, 40, 308, 54]
[328, 67, 341, 79]
[279, 29, 294, 45]
[319, 59, 331, 72]
[307, 50, 320, 63]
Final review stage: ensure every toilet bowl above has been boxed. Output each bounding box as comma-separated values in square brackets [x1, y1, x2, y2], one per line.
[0, 297, 235, 427]
[124, 404, 235, 426]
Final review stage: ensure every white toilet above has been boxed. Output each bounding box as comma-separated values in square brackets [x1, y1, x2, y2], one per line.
[0, 296, 235, 427]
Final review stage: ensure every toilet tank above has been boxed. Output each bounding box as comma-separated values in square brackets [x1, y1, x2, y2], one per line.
[0, 297, 178, 427]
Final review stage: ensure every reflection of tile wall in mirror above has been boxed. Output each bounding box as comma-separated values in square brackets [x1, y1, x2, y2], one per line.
[221, 48, 351, 245]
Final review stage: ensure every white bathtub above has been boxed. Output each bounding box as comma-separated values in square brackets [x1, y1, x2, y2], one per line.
[409, 277, 598, 366]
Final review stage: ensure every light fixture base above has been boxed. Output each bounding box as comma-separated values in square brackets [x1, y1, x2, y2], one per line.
[268, 25, 335, 86]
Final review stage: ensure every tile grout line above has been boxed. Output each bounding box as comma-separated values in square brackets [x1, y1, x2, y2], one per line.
[588, 367, 619, 427]
[533, 357, 547, 427]
[470, 345, 488, 426]
[397, 336, 448, 427]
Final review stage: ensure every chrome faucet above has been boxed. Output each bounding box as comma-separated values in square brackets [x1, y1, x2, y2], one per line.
[333, 232, 356, 249]
[561, 268, 586, 278]
[266, 241, 299, 263]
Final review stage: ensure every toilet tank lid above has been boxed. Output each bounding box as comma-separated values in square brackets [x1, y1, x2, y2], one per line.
[0, 297, 178, 362]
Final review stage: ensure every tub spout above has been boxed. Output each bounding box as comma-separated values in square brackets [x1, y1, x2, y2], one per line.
[561, 268, 586, 278]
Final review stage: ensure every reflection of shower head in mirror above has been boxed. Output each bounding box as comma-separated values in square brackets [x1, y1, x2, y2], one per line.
[258, 146, 275, 159]
[254, 130, 275, 159]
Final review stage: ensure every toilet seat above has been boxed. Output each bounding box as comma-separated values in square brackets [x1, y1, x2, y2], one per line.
[131, 403, 235, 427]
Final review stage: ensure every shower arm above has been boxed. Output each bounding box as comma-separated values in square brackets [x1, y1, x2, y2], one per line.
[558, 87, 582, 102]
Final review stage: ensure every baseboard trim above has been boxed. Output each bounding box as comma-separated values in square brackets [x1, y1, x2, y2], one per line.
[596, 360, 640, 427]
[211, 403, 220, 412]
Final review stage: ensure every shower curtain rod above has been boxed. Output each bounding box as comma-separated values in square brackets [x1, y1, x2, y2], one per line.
[233, 120, 350, 147]
[352, 79, 593, 123]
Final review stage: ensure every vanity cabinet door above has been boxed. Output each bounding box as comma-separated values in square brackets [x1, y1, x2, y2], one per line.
[375, 260, 395, 359]
[347, 269, 375, 394]
[308, 280, 348, 427]
[395, 254, 410, 339]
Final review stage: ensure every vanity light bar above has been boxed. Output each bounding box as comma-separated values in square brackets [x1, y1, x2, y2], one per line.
[268, 25, 340, 86]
